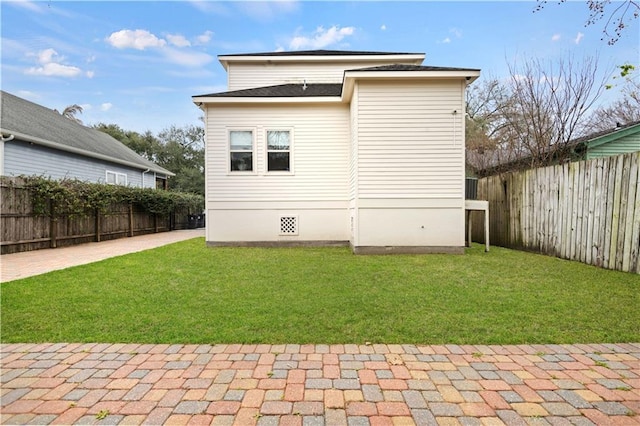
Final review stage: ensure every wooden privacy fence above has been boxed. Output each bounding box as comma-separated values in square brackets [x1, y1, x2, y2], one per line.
[1, 179, 194, 255]
[472, 151, 640, 273]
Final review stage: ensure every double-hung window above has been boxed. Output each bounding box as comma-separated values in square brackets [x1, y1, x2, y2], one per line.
[106, 170, 127, 185]
[266, 130, 291, 172]
[229, 130, 254, 172]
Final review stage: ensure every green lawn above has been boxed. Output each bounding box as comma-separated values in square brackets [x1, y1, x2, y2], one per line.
[1, 238, 638, 344]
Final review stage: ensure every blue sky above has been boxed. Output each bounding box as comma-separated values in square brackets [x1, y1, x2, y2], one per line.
[2, 1, 638, 134]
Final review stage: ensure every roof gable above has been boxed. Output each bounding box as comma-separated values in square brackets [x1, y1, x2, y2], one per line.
[1, 91, 173, 176]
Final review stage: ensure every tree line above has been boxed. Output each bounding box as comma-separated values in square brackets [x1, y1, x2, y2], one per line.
[94, 123, 205, 196]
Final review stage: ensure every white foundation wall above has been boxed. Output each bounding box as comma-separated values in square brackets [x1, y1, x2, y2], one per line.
[207, 203, 349, 243]
[355, 206, 464, 248]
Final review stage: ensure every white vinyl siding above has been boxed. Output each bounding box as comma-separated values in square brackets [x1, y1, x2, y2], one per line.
[206, 104, 350, 202]
[228, 60, 419, 91]
[355, 80, 465, 199]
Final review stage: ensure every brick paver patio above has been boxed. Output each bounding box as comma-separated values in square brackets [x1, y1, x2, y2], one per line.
[1, 342, 639, 425]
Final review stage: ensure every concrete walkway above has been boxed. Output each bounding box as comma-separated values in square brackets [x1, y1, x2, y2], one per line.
[1, 343, 639, 425]
[0, 229, 204, 282]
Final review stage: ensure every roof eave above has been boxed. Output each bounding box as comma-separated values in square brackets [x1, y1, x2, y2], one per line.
[344, 69, 481, 81]
[192, 96, 344, 104]
[219, 53, 425, 69]
[1, 128, 175, 177]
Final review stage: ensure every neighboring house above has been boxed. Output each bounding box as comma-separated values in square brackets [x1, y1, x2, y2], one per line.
[468, 120, 640, 177]
[193, 50, 480, 254]
[0, 90, 173, 188]
[578, 121, 640, 160]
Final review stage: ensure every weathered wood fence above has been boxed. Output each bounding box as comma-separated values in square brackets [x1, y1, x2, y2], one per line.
[1, 178, 194, 255]
[472, 151, 640, 273]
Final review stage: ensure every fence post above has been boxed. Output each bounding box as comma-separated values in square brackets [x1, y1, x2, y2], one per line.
[154, 213, 158, 233]
[95, 208, 101, 242]
[49, 199, 57, 248]
[129, 203, 134, 237]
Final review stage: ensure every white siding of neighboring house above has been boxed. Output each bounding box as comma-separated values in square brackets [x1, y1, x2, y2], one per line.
[351, 80, 467, 251]
[205, 103, 351, 243]
[227, 60, 419, 91]
[3, 139, 154, 188]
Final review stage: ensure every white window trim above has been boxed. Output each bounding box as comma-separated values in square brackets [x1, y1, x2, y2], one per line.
[106, 170, 128, 186]
[265, 128, 294, 175]
[227, 128, 256, 174]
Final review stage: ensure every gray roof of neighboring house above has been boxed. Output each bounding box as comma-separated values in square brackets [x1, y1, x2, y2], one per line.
[348, 64, 481, 72]
[195, 83, 343, 98]
[0, 91, 173, 176]
[220, 49, 422, 57]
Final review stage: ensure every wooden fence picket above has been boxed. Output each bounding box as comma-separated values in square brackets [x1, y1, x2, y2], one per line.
[473, 152, 640, 273]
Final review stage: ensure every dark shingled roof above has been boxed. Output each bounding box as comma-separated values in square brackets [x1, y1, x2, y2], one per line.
[0, 91, 173, 176]
[196, 83, 343, 98]
[220, 49, 422, 57]
[348, 64, 481, 72]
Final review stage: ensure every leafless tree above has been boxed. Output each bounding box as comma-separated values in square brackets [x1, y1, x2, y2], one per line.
[535, 0, 640, 45]
[584, 74, 640, 131]
[466, 55, 611, 175]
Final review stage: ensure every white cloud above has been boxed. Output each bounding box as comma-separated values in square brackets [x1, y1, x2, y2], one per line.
[80, 103, 92, 111]
[25, 48, 85, 78]
[380, 24, 387, 31]
[574, 32, 584, 44]
[162, 47, 214, 67]
[86, 70, 95, 78]
[167, 34, 191, 48]
[552, 33, 561, 42]
[38, 48, 58, 64]
[289, 26, 355, 50]
[100, 103, 113, 112]
[106, 29, 166, 50]
[26, 62, 82, 77]
[440, 37, 451, 44]
[196, 30, 213, 44]
[449, 28, 462, 38]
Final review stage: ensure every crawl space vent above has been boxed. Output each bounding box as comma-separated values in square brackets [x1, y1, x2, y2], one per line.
[279, 216, 298, 235]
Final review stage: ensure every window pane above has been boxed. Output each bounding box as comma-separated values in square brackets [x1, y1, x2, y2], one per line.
[106, 172, 116, 184]
[231, 152, 253, 171]
[268, 152, 290, 171]
[116, 174, 127, 185]
[230, 131, 253, 150]
[267, 131, 290, 150]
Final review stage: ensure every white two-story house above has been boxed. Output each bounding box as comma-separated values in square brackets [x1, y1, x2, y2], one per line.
[193, 50, 480, 254]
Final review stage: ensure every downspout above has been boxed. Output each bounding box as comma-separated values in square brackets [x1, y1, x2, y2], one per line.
[141, 168, 150, 188]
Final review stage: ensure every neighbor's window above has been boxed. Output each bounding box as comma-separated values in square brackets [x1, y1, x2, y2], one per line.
[229, 130, 254, 172]
[267, 130, 291, 172]
[106, 171, 127, 186]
